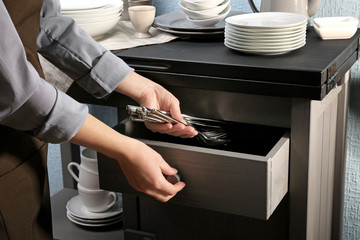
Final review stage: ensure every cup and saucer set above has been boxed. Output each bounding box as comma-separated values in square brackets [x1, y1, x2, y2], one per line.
[66, 148, 123, 227]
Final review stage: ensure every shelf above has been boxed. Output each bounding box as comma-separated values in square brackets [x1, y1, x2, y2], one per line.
[51, 188, 124, 240]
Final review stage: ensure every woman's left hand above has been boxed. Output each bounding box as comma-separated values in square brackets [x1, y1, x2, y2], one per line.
[115, 71, 198, 138]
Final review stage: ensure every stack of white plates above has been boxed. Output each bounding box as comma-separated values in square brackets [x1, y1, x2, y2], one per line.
[60, 0, 123, 38]
[66, 195, 123, 227]
[224, 12, 308, 55]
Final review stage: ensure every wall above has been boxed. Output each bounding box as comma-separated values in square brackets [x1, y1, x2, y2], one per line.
[48, 0, 360, 239]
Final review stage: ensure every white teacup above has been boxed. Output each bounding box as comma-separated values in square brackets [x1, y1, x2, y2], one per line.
[128, 5, 156, 38]
[77, 184, 118, 213]
[67, 148, 99, 189]
[80, 148, 98, 172]
[68, 162, 100, 189]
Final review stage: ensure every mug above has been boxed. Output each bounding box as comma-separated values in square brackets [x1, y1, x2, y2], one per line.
[77, 184, 118, 213]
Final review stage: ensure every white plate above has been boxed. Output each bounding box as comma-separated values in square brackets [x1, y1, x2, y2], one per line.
[225, 28, 305, 41]
[67, 212, 122, 227]
[66, 195, 123, 220]
[225, 37, 305, 49]
[225, 26, 306, 38]
[67, 210, 122, 223]
[60, 0, 109, 11]
[225, 33, 305, 46]
[226, 12, 308, 29]
[225, 22, 307, 33]
[224, 39, 306, 55]
[61, 0, 123, 16]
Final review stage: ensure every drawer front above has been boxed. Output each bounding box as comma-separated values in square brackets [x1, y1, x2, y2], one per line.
[98, 123, 289, 220]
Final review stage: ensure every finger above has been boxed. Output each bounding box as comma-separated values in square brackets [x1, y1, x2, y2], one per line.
[169, 103, 187, 125]
[158, 158, 178, 176]
[144, 178, 185, 202]
[144, 122, 173, 132]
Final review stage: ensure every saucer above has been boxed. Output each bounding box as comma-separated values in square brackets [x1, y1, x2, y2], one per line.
[66, 211, 122, 227]
[66, 195, 123, 220]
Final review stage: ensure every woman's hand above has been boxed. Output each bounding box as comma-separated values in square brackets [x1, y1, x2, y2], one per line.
[118, 138, 185, 202]
[70, 114, 186, 202]
[116, 71, 198, 138]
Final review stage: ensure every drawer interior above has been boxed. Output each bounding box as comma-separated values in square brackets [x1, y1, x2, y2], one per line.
[116, 119, 289, 156]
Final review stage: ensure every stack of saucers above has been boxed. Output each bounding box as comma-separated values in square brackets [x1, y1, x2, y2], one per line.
[224, 12, 308, 55]
[66, 194, 123, 227]
[178, 0, 231, 27]
[60, 0, 123, 38]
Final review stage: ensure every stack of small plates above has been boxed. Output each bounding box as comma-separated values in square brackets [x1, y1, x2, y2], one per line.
[66, 195, 123, 227]
[153, 11, 241, 38]
[60, 0, 123, 38]
[224, 12, 308, 55]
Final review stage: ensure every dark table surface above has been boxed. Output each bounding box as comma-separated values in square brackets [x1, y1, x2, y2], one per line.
[114, 27, 360, 100]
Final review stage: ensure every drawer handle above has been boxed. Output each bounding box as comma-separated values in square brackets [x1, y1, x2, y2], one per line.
[128, 63, 171, 71]
[166, 174, 181, 184]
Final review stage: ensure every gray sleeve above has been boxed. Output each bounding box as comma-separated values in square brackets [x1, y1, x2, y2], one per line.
[37, 0, 134, 99]
[0, 1, 88, 143]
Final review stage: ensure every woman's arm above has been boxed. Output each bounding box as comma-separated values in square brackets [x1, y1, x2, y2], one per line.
[70, 114, 186, 202]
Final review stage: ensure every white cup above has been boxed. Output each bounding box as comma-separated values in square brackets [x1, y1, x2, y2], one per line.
[67, 148, 99, 189]
[68, 162, 100, 189]
[128, 5, 156, 38]
[77, 184, 118, 213]
[80, 148, 98, 172]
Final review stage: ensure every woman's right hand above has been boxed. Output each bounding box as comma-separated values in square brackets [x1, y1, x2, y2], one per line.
[118, 138, 185, 202]
[70, 114, 185, 202]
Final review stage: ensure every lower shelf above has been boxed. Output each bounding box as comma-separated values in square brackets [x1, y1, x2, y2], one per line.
[51, 188, 124, 240]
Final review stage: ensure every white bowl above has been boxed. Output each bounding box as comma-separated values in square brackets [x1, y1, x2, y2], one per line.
[72, 11, 122, 24]
[188, 5, 231, 27]
[178, 0, 230, 20]
[313, 16, 358, 40]
[181, 0, 223, 11]
[62, 8, 122, 18]
[183, 0, 225, 7]
[313, 16, 359, 28]
[314, 24, 358, 40]
[61, 0, 123, 16]
[78, 16, 120, 37]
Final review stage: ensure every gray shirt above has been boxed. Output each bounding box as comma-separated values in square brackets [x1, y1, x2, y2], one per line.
[0, 0, 133, 143]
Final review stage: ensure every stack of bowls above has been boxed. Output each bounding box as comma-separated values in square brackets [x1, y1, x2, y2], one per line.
[178, 0, 231, 27]
[60, 0, 124, 38]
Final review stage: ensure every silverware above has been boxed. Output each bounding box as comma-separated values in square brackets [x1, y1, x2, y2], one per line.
[126, 105, 231, 147]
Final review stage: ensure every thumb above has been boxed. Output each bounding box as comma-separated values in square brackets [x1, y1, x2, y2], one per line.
[159, 158, 178, 176]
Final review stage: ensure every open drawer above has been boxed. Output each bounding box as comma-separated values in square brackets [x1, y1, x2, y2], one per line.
[98, 120, 290, 220]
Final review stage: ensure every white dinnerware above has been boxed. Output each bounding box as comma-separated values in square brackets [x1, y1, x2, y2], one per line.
[313, 16, 359, 40]
[224, 12, 308, 55]
[179, 0, 229, 17]
[187, 5, 231, 27]
[77, 184, 118, 213]
[128, 5, 156, 38]
[78, 17, 121, 38]
[67, 161, 100, 189]
[66, 194, 123, 227]
[181, 0, 220, 11]
[67, 148, 100, 189]
[60, 0, 123, 38]
[60, 0, 108, 11]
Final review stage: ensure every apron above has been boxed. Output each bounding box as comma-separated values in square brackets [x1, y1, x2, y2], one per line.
[0, 0, 52, 239]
